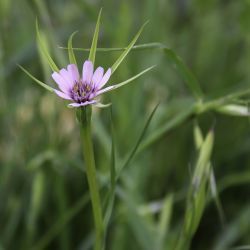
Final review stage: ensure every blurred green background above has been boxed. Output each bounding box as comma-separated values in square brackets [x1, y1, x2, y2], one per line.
[1, 0, 250, 249]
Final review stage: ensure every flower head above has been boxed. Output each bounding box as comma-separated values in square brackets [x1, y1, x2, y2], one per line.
[52, 60, 112, 107]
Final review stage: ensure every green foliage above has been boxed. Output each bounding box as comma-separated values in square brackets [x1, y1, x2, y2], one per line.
[1, 1, 250, 250]
[67, 31, 78, 65]
[88, 8, 102, 65]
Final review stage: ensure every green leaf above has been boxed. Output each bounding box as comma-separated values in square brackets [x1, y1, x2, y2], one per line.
[36, 20, 59, 72]
[18, 64, 54, 92]
[193, 130, 214, 185]
[96, 65, 155, 97]
[157, 194, 173, 250]
[177, 130, 214, 250]
[110, 109, 116, 190]
[116, 102, 159, 180]
[216, 104, 250, 117]
[88, 8, 102, 65]
[111, 21, 149, 74]
[118, 188, 157, 250]
[163, 48, 203, 100]
[59, 42, 165, 52]
[193, 123, 204, 150]
[103, 108, 116, 229]
[139, 103, 195, 153]
[210, 168, 225, 225]
[68, 31, 78, 65]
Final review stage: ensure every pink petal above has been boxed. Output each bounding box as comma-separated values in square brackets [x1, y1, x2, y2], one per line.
[98, 68, 112, 89]
[54, 89, 72, 100]
[60, 68, 73, 88]
[68, 100, 96, 107]
[67, 64, 80, 84]
[52, 72, 71, 93]
[82, 60, 93, 84]
[92, 67, 104, 87]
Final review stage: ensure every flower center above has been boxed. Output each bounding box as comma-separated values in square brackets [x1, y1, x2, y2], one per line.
[71, 81, 94, 103]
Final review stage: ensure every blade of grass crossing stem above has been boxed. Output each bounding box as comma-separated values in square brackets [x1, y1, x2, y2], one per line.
[68, 31, 78, 65]
[36, 20, 59, 72]
[163, 48, 203, 100]
[116, 103, 159, 180]
[88, 9, 102, 65]
[110, 108, 116, 190]
[18, 65, 54, 92]
[103, 108, 116, 228]
[110, 21, 148, 74]
[139, 103, 195, 153]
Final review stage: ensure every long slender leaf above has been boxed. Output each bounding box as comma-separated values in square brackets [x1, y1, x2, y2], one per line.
[18, 65, 54, 92]
[59, 42, 165, 52]
[163, 48, 203, 100]
[32, 194, 89, 250]
[193, 123, 204, 150]
[96, 65, 155, 97]
[116, 102, 159, 180]
[157, 194, 173, 250]
[111, 21, 149, 74]
[103, 108, 116, 230]
[68, 31, 78, 65]
[138, 103, 195, 153]
[88, 9, 102, 65]
[36, 20, 59, 72]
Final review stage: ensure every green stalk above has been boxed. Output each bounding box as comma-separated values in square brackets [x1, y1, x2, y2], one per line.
[78, 107, 104, 250]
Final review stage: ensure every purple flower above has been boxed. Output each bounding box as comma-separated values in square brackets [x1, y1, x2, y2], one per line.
[52, 60, 113, 107]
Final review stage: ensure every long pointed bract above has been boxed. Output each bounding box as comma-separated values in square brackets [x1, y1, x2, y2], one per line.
[36, 20, 59, 72]
[110, 21, 149, 74]
[18, 64, 54, 92]
[96, 65, 155, 97]
[88, 9, 102, 66]
[68, 31, 78, 65]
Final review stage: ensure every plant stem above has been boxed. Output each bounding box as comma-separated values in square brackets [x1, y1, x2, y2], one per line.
[79, 108, 103, 250]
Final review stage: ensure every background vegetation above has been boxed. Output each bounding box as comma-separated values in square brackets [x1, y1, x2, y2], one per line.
[1, 0, 250, 249]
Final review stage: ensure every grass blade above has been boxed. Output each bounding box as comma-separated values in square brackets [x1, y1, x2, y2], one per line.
[116, 103, 159, 180]
[163, 48, 203, 100]
[59, 42, 165, 52]
[111, 21, 149, 74]
[68, 31, 78, 65]
[18, 64, 54, 92]
[88, 8, 102, 65]
[157, 194, 173, 250]
[97, 65, 155, 97]
[36, 20, 59, 72]
[176, 130, 214, 250]
[193, 122, 204, 150]
[216, 104, 250, 117]
[139, 103, 195, 153]
[103, 108, 116, 233]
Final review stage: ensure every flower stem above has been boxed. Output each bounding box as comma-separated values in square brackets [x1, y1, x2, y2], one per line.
[79, 107, 104, 250]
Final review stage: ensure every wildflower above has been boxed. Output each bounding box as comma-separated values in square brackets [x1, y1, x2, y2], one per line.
[52, 60, 112, 107]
